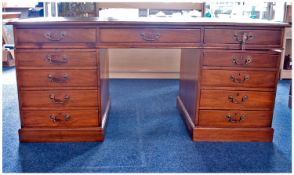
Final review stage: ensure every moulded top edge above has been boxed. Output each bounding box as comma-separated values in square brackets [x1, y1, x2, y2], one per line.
[6, 17, 290, 28]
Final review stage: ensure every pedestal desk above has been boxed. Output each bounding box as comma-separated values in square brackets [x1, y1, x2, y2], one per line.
[8, 17, 288, 142]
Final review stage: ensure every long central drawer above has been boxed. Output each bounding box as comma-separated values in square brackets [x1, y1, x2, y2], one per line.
[99, 28, 201, 43]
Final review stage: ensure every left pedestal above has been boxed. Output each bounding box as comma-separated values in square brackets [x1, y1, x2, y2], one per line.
[14, 26, 109, 142]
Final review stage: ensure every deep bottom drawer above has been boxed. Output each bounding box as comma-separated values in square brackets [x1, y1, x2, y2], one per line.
[22, 109, 100, 128]
[198, 110, 272, 127]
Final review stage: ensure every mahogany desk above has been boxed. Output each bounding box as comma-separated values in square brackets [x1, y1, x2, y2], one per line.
[8, 17, 288, 142]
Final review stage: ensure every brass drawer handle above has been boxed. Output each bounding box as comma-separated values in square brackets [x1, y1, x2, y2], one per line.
[46, 54, 68, 64]
[48, 74, 68, 83]
[64, 114, 71, 121]
[228, 93, 248, 104]
[49, 94, 70, 104]
[140, 32, 160, 41]
[233, 32, 254, 50]
[44, 31, 66, 41]
[49, 114, 71, 123]
[49, 114, 58, 123]
[232, 56, 252, 65]
[230, 73, 250, 83]
[226, 113, 246, 123]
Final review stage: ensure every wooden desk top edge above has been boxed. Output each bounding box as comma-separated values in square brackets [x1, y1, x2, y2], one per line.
[7, 17, 289, 27]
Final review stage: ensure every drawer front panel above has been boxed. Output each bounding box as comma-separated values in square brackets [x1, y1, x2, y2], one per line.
[198, 110, 272, 127]
[17, 50, 97, 67]
[200, 90, 275, 109]
[21, 90, 98, 108]
[19, 69, 98, 87]
[100, 28, 201, 43]
[201, 70, 276, 88]
[22, 110, 99, 128]
[16, 29, 96, 43]
[204, 29, 281, 46]
[203, 52, 279, 68]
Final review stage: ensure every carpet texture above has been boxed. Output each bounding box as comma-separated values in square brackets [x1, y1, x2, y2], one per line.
[2, 68, 292, 172]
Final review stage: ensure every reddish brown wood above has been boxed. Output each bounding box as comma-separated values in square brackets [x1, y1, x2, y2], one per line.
[179, 49, 201, 124]
[193, 128, 273, 142]
[202, 51, 280, 68]
[201, 70, 277, 88]
[15, 28, 96, 43]
[18, 69, 98, 87]
[204, 28, 281, 46]
[9, 18, 287, 142]
[21, 90, 99, 108]
[7, 17, 289, 27]
[100, 28, 201, 43]
[16, 49, 97, 67]
[19, 128, 104, 142]
[198, 110, 273, 127]
[22, 109, 100, 128]
[200, 90, 275, 110]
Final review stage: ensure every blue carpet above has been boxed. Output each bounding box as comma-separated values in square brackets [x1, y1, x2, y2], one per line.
[2, 68, 292, 172]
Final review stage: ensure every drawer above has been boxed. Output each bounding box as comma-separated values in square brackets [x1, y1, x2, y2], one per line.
[202, 51, 280, 68]
[22, 110, 99, 128]
[200, 90, 275, 109]
[204, 29, 281, 46]
[201, 70, 276, 88]
[198, 110, 272, 127]
[19, 69, 98, 87]
[99, 28, 201, 43]
[16, 50, 97, 67]
[16, 28, 96, 43]
[21, 90, 98, 108]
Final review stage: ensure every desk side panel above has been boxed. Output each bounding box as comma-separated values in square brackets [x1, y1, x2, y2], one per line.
[178, 49, 201, 125]
[99, 49, 110, 128]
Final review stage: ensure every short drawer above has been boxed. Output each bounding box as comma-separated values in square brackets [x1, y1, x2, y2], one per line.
[198, 110, 272, 127]
[202, 51, 280, 68]
[16, 28, 96, 43]
[99, 28, 201, 43]
[16, 50, 97, 67]
[21, 90, 98, 108]
[19, 69, 98, 87]
[200, 90, 275, 109]
[201, 70, 277, 88]
[22, 110, 100, 128]
[204, 29, 281, 46]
